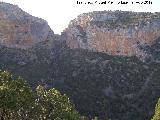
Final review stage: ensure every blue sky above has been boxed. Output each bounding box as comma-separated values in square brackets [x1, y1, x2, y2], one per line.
[1, 0, 160, 34]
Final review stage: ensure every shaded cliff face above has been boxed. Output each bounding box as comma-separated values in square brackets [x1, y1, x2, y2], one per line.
[0, 2, 52, 49]
[64, 11, 160, 58]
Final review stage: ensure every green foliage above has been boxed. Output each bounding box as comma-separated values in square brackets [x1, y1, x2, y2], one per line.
[0, 70, 34, 119]
[152, 99, 160, 120]
[0, 70, 85, 120]
[92, 117, 99, 120]
[47, 49, 160, 120]
[34, 85, 85, 120]
[0, 45, 160, 120]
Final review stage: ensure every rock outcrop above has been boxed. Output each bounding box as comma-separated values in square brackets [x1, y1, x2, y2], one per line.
[0, 2, 52, 49]
[1, 2, 160, 59]
[0, 3, 160, 120]
[64, 11, 160, 58]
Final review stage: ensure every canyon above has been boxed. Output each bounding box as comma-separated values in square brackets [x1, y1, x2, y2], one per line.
[0, 2, 160, 120]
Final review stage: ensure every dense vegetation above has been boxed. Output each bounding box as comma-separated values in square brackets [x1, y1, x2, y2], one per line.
[0, 44, 160, 120]
[50, 49, 160, 120]
[0, 70, 86, 120]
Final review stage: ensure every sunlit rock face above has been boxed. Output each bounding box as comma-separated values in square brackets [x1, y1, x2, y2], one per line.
[0, 2, 52, 49]
[64, 11, 160, 58]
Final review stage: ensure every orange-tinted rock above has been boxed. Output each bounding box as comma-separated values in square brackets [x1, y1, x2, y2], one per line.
[64, 11, 160, 57]
[0, 2, 52, 49]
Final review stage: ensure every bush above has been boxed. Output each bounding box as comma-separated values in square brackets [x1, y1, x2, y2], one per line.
[0, 70, 85, 120]
[152, 98, 160, 120]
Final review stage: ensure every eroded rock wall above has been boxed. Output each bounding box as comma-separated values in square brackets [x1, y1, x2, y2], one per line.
[64, 11, 160, 57]
[0, 2, 52, 49]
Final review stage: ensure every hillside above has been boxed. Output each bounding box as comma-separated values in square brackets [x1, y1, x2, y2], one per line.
[0, 2, 160, 120]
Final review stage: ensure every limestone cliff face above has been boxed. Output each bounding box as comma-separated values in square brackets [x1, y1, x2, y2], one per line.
[0, 2, 52, 49]
[1, 2, 160, 58]
[64, 11, 160, 57]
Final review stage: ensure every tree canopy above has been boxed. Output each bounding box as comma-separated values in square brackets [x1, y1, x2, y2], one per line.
[0, 70, 86, 120]
[152, 98, 160, 120]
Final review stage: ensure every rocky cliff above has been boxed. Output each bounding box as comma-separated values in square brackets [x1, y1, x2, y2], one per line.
[0, 2, 54, 49]
[0, 3, 160, 120]
[1, 2, 160, 60]
[64, 11, 160, 58]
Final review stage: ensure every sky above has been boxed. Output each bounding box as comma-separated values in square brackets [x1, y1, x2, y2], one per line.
[1, 0, 160, 34]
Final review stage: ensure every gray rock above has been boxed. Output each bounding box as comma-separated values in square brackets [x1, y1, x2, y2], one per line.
[0, 2, 52, 49]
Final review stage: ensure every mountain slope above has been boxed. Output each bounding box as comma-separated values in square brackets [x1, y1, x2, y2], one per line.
[0, 2, 160, 120]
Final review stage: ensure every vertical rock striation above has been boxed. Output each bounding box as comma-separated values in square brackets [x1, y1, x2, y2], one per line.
[64, 11, 160, 58]
[0, 2, 53, 49]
